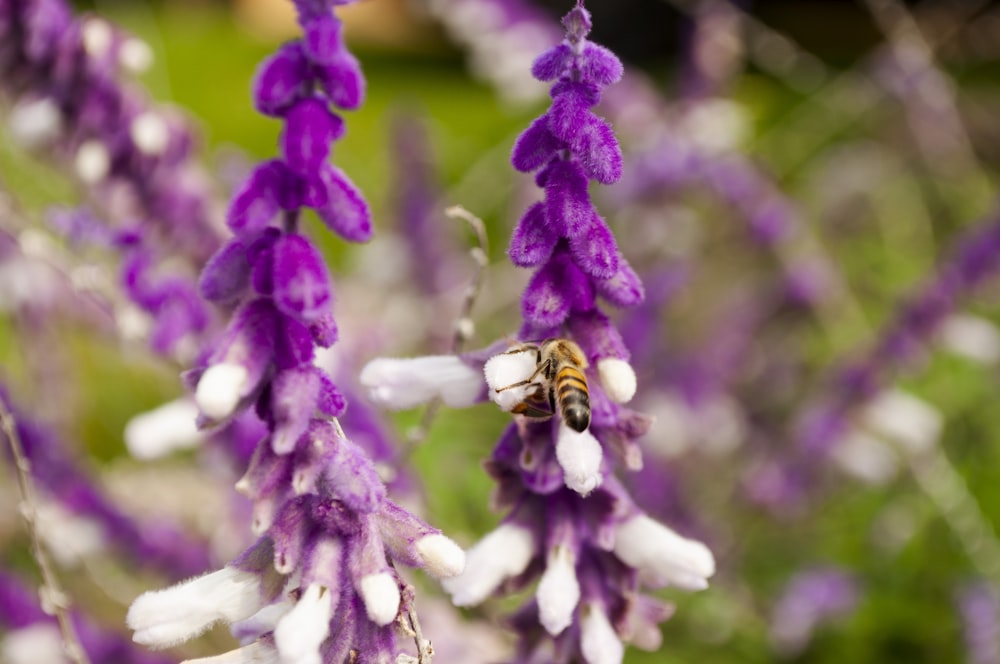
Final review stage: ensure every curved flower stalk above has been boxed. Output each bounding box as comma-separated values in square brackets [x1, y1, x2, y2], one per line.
[0, 571, 171, 664]
[0, 0, 221, 361]
[362, 5, 714, 662]
[127, 2, 465, 662]
[0, 386, 211, 579]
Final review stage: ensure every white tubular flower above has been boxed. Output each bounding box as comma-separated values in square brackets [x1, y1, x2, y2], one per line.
[359, 572, 401, 626]
[863, 389, 942, 456]
[556, 422, 603, 496]
[483, 349, 538, 411]
[612, 515, 715, 591]
[195, 363, 250, 420]
[415, 533, 466, 579]
[1, 624, 64, 664]
[580, 603, 624, 664]
[180, 641, 279, 664]
[75, 140, 110, 183]
[81, 17, 113, 58]
[359, 356, 483, 410]
[275, 584, 331, 664]
[8, 97, 61, 148]
[938, 314, 1000, 365]
[537, 546, 580, 636]
[120, 37, 154, 73]
[442, 523, 535, 607]
[127, 567, 265, 647]
[130, 111, 170, 156]
[124, 398, 203, 459]
[597, 358, 637, 404]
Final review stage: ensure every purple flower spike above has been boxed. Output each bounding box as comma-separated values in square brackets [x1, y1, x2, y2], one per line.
[272, 233, 333, 321]
[544, 159, 593, 236]
[253, 42, 309, 117]
[314, 164, 373, 242]
[281, 97, 345, 175]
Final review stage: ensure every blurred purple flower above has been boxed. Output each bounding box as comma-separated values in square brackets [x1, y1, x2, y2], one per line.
[959, 580, 1000, 664]
[770, 567, 860, 656]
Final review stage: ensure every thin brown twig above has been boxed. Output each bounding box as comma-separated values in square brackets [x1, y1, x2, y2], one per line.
[0, 397, 91, 664]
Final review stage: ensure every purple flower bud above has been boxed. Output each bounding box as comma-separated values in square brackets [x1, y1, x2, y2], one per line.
[576, 114, 622, 184]
[548, 81, 600, 145]
[249, 230, 280, 296]
[316, 369, 347, 416]
[562, 5, 592, 42]
[310, 421, 386, 513]
[595, 256, 645, 307]
[544, 160, 593, 236]
[253, 41, 310, 117]
[522, 250, 595, 327]
[580, 43, 624, 86]
[567, 310, 629, 361]
[228, 160, 300, 234]
[269, 496, 312, 574]
[512, 115, 563, 174]
[271, 367, 321, 454]
[312, 164, 372, 242]
[568, 212, 619, 279]
[309, 308, 339, 347]
[280, 97, 344, 176]
[301, 12, 342, 66]
[274, 312, 316, 369]
[271, 232, 333, 321]
[199, 235, 253, 303]
[509, 202, 559, 267]
[532, 42, 573, 81]
[314, 50, 365, 110]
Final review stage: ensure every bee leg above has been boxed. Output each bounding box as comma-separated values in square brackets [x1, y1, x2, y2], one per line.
[494, 359, 551, 393]
[501, 342, 539, 355]
[511, 402, 553, 418]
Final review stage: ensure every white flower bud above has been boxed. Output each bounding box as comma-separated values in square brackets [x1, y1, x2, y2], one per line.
[81, 18, 113, 58]
[597, 358, 636, 404]
[75, 140, 110, 183]
[360, 356, 483, 410]
[442, 523, 534, 606]
[863, 389, 942, 455]
[537, 546, 580, 636]
[359, 572, 401, 626]
[8, 97, 61, 148]
[1, 624, 64, 664]
[120, 38, 154, 73]
[124, 398, 202, 459]
[275, 584, 331, 664]
[483, 349, 538, 411]
[127, 567, 265, 647]
[195, 363, 249, 420]
[415, 534, 466, 579]
[130, 111, 170, 156]
[938, 314, 1000, 365]
[612, 515, 715, 591]
[580, 603, 624, 664]
[556, 422, 603, 495]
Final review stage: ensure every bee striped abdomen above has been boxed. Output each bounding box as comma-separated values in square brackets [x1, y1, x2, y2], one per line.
[556, 366, 590, 432]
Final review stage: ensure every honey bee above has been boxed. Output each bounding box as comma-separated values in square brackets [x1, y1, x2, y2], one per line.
[494, 338, 591, 432]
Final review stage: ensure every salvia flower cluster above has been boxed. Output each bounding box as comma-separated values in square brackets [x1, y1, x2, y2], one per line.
[363, 5, 715, 663]
[126, 2, 465, 663]
[0, 0, 219, 360]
